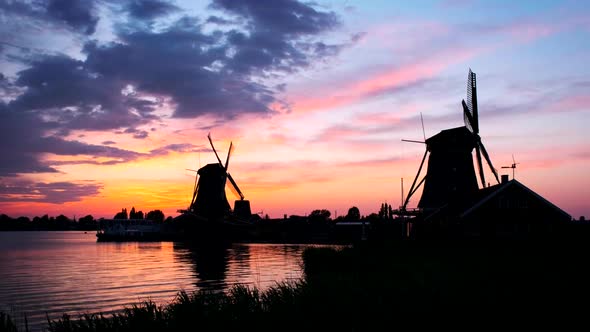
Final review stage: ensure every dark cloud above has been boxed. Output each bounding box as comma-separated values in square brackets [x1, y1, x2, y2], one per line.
[9, 54, 157, 131]
[206, 15, 238, 25]
[210, 0, 339, 35]
[214, 0, 343, 77]
[102, 140, 116, 145]
[149, 143, 207, 156]
[46, 0, 99, 34]
[42, 137, 143, 161]
[0, 73, 23, 101]
[0, 108, 60, 175]
[125, 0, 179, 19]
[0, 106, 147, 175]
[1, 0, 351, 177]
[7, 1, 346, 123]
[0, 180, 102, 204]
[0, 0, 98, 35]
[82, 17, 278, 118]
[123, 127, 149, 139]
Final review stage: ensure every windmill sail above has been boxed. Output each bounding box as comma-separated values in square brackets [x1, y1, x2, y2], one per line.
[464, 69, 478, 133]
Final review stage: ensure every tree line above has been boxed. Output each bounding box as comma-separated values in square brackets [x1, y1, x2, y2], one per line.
[0, 207, 169, 231]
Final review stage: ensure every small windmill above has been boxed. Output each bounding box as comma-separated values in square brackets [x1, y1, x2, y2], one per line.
[501, 155, 519, 180]
[188, 134, 251, 220]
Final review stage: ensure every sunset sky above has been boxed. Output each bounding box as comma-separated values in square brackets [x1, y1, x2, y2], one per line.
[0, 0, 588, 220]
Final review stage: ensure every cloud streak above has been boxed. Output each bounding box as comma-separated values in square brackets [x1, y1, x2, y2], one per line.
[0, 180, 102, 204]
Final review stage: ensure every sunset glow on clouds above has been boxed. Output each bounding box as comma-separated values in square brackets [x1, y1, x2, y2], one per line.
[0, 0, 588, 219]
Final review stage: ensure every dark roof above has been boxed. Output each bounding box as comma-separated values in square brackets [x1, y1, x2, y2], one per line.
[460, 179, 571, 220]
[425, 126, 475, 151]
[424, 179, 571, 222]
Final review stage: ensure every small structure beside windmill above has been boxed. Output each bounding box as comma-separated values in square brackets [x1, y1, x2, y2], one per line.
[399, 69, 571, 238]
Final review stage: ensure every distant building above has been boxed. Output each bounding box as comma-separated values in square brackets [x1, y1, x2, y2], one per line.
[416, 177, 571, 238]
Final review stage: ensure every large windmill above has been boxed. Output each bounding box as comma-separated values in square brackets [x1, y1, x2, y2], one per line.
[402, 69, 499, 211]
[187, 134, 251, 220]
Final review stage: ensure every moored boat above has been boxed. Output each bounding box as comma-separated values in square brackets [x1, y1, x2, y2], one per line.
[96, 219, 162, 241]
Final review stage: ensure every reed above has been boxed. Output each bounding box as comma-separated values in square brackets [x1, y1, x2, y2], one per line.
[1, 312, 19, 332]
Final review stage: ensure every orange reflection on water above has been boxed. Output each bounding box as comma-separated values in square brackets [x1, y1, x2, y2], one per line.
[0, 232, 345, 331]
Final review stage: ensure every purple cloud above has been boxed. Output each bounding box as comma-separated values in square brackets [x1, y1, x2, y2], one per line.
[0, 180, 102, 204]
[0, 0, 98, 35]
[124, 0, 179, 20]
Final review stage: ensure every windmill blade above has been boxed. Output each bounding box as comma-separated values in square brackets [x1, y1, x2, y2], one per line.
[190, 179, 199, 209]
[462, 100, 476, 133]
[207, 133, 224, 166]
[403, 149, 428, 209]
[475, 144, 486, 188]
[466, 69, 479, 134]
[469, 69, 479, 134]
[226, 172, 245, 200]
[224, 142, 233, 171]
[478, 141, 500, 184]
[420, 112, 426, 141]
[401, 139, 425, 144]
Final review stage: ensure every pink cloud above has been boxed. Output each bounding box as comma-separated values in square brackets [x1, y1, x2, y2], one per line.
[550, 95, 590, 112]
[289, 45, 485, 114]
[503, 21, 556, 42]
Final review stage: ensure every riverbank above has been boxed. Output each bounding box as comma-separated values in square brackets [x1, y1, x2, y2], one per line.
[4, 239, 589, 331]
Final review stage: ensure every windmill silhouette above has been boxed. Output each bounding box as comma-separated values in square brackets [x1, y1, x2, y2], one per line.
[402, 69, 500, 211]
[501, 155, 519, 180]
[188, 133, 251, 220]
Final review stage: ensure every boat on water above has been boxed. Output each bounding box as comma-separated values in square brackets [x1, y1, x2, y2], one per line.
[96, 219, 162, 241]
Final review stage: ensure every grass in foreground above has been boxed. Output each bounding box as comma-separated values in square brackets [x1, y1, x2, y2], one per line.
[41, 282, 306, 332]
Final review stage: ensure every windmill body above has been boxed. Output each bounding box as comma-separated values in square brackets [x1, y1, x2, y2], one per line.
[418, 126, 479, 210]
[191, 163, 232, 220]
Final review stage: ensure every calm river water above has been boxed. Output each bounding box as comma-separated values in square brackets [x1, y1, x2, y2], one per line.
[0, 231, 339, 331]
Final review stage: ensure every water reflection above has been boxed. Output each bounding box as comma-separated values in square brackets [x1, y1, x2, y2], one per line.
[174, 243, 231, 291]
[0, 232, 344, 331]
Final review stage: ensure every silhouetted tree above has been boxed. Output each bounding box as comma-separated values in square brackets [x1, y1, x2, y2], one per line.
[16, 216, 30, 223]
[79, 215, 94, 223]
[54, 215, 71, 229]
[0, 214, 13, 230]
[346, 206, 361, 221]
[78, 215, 96, 229]
[379, 203, 392, 220]
[309, 209, 331, 223]
[56, 214, 70, 223]
[114, 208, 128, 220]
[129, 207, 144, 219]
[146, 210, 165, 223]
